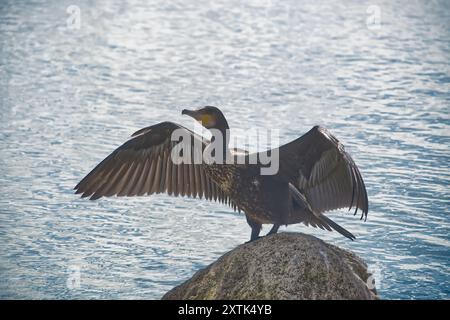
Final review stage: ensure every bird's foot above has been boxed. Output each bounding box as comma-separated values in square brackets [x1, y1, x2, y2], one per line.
[245, 236, 262, 243]
[266, 223, 280, 236]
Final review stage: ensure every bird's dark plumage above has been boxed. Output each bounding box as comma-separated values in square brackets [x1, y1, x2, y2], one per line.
[75, 121, 236, 207]
[75, 106, 368, 242]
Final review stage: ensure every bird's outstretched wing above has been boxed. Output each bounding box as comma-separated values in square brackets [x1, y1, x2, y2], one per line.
[259, 126, 368, 220]
[74, 121, 238, 210]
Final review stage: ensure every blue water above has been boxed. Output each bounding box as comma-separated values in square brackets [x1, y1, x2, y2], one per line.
[0, 0, 449, 299]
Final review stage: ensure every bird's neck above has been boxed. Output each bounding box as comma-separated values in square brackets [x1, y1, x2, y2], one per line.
[209, 125, 230, 163]
[218, 118, 229, 138]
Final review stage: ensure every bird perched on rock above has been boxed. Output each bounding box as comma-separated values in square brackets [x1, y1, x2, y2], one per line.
[75, 106, 368, 241]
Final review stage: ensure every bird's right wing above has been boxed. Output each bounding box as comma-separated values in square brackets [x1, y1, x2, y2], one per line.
[74, 121, 238, 210]
[252, 126, 368, 220]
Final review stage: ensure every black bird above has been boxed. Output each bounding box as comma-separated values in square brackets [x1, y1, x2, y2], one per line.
[75, 106, 368, 241]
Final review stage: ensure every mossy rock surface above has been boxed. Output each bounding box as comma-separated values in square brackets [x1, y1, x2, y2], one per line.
[162, 233, 378, 300]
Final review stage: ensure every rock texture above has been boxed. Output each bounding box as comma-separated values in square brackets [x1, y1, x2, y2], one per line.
[162, 232, 378, 300]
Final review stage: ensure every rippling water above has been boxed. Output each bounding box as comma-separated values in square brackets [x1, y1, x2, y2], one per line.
[0, 0, 449, 299]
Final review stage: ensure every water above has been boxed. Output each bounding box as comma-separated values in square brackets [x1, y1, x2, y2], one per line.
[0, 0, 449, 299]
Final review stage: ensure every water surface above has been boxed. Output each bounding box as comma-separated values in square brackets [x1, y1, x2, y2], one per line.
[0, 0, 449, 299]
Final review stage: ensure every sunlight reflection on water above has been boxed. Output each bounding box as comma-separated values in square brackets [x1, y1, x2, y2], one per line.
[0, 0, 449, 299]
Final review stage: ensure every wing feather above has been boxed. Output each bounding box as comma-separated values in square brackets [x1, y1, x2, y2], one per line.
[75, 121, 239, 211]
[258, 125, 368, 219]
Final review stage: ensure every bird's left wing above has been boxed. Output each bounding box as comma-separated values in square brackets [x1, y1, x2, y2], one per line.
[256, 126, 368, 219]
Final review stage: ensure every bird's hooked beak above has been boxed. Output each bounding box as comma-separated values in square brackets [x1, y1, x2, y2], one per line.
[181, 109, 197, 118]
[182, 108, 216, 128]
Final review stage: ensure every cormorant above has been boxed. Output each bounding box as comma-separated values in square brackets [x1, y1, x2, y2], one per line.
[75, 106, 368, 241]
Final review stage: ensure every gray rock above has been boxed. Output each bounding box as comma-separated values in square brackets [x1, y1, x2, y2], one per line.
[162, 232, 378, 300]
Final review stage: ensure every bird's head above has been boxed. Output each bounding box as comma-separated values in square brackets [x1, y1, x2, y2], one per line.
[182, 106, 229, 131]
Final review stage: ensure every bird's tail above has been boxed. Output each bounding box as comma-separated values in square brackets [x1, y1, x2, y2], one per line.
[288, 183, 356, 241]
[316, 213, 356, 241]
